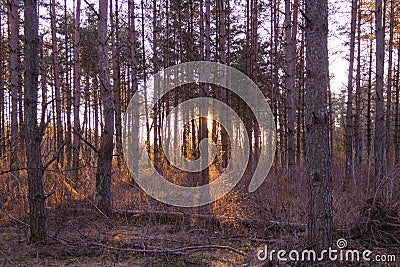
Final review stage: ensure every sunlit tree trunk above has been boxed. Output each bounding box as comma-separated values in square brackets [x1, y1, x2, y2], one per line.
[305, 0, 333, 256]
[95, 0, 114, 216]
[24, 0, 46, 243]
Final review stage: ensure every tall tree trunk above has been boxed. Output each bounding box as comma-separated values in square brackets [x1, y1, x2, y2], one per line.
[245, 0, 255, 163]
[152, 0, 159, 170]
[354, 0, 362, 163]
[385, 0, 394, 165]
[251, 0, 259, 161]
[111, 0, 122, 169]
[0, 25, 3, 158]
[366, 25, 373, 156]
[395, 39, 400, 161]
[65, 0, 72, 170]
[129, 0, 140, 183]
[285, 0, 298, 180]
[8, 0, 20, 187]
[297, 17, 305, 165]
[141, 0, 150, 150]
[95, 0, 114, 216]
[73, 0, 82, 183]
[94, 79, 99, 147]
[51, 0, 64, 167]
[24, 0, 46, 243]
[305, 0, 333, 256]
[344, 0, 357, 191]
[375, 0, 385, 187]
[218, 0, 228, 168]
[200, 0, 211, 213]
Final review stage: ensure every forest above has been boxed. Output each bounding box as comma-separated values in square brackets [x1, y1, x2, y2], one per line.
[0, 0, 399, 266]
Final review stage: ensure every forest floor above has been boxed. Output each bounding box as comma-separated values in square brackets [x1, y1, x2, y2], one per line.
[1, 199, 399, 266]
[1, 167, 399, 266]
[0, 203, 292, 266]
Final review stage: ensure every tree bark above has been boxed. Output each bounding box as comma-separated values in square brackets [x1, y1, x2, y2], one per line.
[152, 0, 159, 171]
[0, 24, 3, 158]
[395, 39, 400, 161]
[200, 0, 211, 213]
[344, 0, 357, 191]
[65, 0, 72, 170]
[50, 0, 64, 167]
[218, 0, 228, 169]
[8, 0, 20, 187]
[305, 0, 333, 256]
[73, 0, 82, 183]
[366, 25, 373, 155]
[354, 0, 362, 164]
[111, 0, 122, 169]
[24, 0, 46, 243]
[95, 0, 114, 217]
[375, 0, 385, 187]
[285, 0, 298, 181]
[385, 0, 394, 165]
[129, 0, 140, 183]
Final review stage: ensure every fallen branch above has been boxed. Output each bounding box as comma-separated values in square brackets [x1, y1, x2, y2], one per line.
[90, 242, 245, 256]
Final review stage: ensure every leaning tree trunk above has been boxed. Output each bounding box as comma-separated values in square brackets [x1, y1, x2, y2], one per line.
[24, 0, 46, 243]
[95, 0, 114, 217]
[305, 0, 333, 258]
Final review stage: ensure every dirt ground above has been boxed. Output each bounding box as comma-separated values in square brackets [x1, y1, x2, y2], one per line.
[1, 203, 398, 266]
[0, 205, 275, 266]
